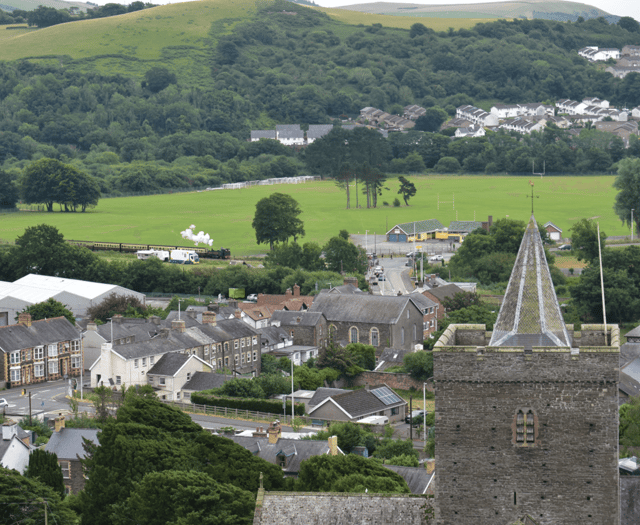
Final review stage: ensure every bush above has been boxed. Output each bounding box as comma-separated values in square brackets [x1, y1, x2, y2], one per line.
[393, 198, 401, 207]
[191, 393, 305, 416]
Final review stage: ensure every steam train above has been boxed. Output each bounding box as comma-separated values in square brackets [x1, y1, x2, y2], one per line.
[66, 240, 231, 259]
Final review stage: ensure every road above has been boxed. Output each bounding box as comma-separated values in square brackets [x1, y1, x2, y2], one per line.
[2, 380, 76, 420]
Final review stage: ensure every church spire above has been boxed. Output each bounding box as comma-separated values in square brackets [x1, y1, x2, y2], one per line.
[489, 215, 570, 350]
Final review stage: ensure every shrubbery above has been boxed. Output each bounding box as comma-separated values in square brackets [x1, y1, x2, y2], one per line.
[191, 392, 306, 416]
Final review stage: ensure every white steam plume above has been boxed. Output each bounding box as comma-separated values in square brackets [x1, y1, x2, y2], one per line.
[180, 224, 214, 246]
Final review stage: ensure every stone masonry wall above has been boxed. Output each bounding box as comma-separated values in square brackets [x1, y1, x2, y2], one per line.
[334, 371, 434, 392]
[254, 492, 431, 525]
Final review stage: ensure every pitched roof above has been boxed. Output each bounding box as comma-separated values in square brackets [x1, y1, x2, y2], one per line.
[386, 219, 444, 236]
[182, 372, 233, 392]
[319, 284, 363, 295]
[309, 385, 406, 419]
[408, 293, 437, 312]
[625, 326, 640, 338]
[307, 124, 333, 139]
[226, 435, 338, 475]
[448, 221, 483, 233]
[383, 465, 434, 494]
[544, 221, 562, 232]
[621, 357, 640, 397]
[251, 130, 277, 140]
[307, 387, 348, 407]
[0, 317, 80, 353]
[45, 428, 100, 460]
[308, 294, 415, 324]
[147, 352, 191, 376]
[192, 318, 259, 342]
[489, 214, 570, 350]
[423, 284, 464, 303]
[256, 325, 292, 346]
[270, 311, 325, 327]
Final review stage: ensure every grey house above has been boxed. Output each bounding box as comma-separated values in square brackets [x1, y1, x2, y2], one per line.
[307, 385, 407, 424]
[270, 311, 327, 348]
[308, 294, 423, 351]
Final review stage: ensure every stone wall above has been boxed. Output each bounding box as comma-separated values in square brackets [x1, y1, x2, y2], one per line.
[334, 371, 434, 392]
[254, 491, 432, 525]
[621, 477, 640, 525]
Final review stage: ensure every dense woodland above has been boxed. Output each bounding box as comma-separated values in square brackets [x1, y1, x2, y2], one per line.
[1, 3, 640, 203]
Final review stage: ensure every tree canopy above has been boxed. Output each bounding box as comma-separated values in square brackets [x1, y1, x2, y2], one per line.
[25, 449, 65, 498]
[613, 157, 640, 235]
[252, 193, 305, 250]
[20, 298, 76, 325]
[397, 176, 417, 205]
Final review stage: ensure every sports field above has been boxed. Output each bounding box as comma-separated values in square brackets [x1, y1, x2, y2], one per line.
[0, 175, 625, 255]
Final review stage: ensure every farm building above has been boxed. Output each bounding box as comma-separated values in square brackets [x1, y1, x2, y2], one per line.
[385, 219, 444, 242]
[0, 275, 145, 326]
[544, 221, 563, 241]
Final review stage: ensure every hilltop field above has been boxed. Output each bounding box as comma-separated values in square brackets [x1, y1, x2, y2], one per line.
[0, 175, 625, 255]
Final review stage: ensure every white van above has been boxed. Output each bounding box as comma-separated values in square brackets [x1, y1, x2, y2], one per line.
[137, 250, 170, 262]
[357, 415, 389, 426]
[170, 250, 199, 265]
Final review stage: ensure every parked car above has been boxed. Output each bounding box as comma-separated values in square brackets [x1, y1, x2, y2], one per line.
[558, 244, 572, 251]
[405, 410, 425, 424]
[378, 275, 386, 281]
[429, 255, 444, 263]
[0, 398, 8, 408]
[246, 294, 258, 302]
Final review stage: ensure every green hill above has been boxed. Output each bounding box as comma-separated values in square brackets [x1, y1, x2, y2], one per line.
[336, 0, 618, 22]
[0, 0, 92, 13]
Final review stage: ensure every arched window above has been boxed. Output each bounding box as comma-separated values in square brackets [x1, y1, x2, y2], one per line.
[329, 325, 337, 341]
[350, 327, 359, 343]
[370, 328, 379, 347]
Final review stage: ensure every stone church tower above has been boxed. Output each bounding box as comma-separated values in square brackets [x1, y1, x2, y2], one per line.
[433, 215, 620, 524]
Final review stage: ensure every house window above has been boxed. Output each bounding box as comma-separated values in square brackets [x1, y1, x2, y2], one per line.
[10, 368, 20, 382]
[370, 328, 379, 347]
[241, 338, 245, 348]
[224, 357, 229, 367]
[48, 360, 59, 375]
[218, 359, 222, 369]
[71, 356, 81, 369]
[24, 349, 31, 361]
[350, 327, 358, 343]
[252, 336, 258, 345]
[218, 344, 222, 353]
[115, 376, 121, 385]
[241, 353, 245, 364]
[407, 310, 410, 319]
[187, 372, 191, 382]
[34, 347, 44, 360]
[224, 342, 229, 353]
[34, 363, 44, 377]
[391, 407, 399, 416]
[159, 377, 165, 386]
[235, 354, 239, 364]
[10, 351, 20, 365]
[176, 392, 180, 400]
[329, 325, 337, 341]
[253, 351, 258, 362]
[150, 356, 155, 365]
[70, 340, 80, 352]
[246, 352, 251, 363]
[134, 359, 139, 368]
[515, 409, 536, 445]
[142, 358, 147, 367]
[60, 461, 71, 479]
[204, 345, 209, 356]
[431, 319, 435, 328]
[234, 340, 239, 350]
[277, 455, 286, 468]
[48, 344, 58, 357]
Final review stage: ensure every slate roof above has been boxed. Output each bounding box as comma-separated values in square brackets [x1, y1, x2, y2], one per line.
[308, 294, 416, 324]
[275, 124, 301, 132]
[377, 347, 411, 364]
[448, 221, 483, 233]
[422, 284, 464, 303]
[309, 385, 406, 419]
[0, 429, 29, 460]
[182, 372, 233, 392]
[251, 130, 276, 140]
[387, 219, 444, 236]
[625, 326, 640, 339]
[270, 311, 324, 327]
[620, 357, 640, 398]
[256, 326, 292, 346]
[307, 124, 333, 139]
[544, 221, 562, 233]
[0, 317, 80, 353]
[191, 318, 259, 342]
[408, 293, 437, 312]
[147, 352, 191, 376]
[319, 284, 363, 295]
[92, 322, 156, 344]
[108, 337, 185, 360]
[307, 387, 348, 407]
[620, 342, 640, 367]
[226, 435, 338, 475]
[45, 428, 100, 460]
[271, 345, 317, 357]
[164, 311, 203, 327]
[383, 465, 434, 494]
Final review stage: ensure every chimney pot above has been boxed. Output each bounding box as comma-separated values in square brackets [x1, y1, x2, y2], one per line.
[202, 311, 217, 326]
[18, 313, 32, 328]
[293, 284, 300, 296]
[54, 416, 65, 433]
[328, 435, 338, 456]
[171, 320, 186, 333]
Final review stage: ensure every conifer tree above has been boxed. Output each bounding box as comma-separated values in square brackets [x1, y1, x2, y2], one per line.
[26, 449, 65, 498]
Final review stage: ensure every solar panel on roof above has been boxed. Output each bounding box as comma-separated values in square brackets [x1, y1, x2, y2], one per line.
[371, 386, 402, 405]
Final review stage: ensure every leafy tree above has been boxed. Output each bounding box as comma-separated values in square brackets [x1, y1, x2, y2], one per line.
[265, 241, 324, 271]
[144, 67, 177, 93]
[213, 378, 266, 399]
[345, 343, 376, 370]
[442, 291, 481, 312]
[426, 305, 497, 349]
[25, 449, 65, 498]
[613, 158, 640, 236]
[322, 236, 367, 274]
[293, 364, 340, 390]
[414, 107, 448, 132]
[87, 293, 151, 322]
[372, 438, 418, 460]
[383, 453, 419, 467]
[434, 156, 461, 173]
[19, 298, 76, 325]
[402, 351, 433, 381]
[618, 16, 640, 33]
[620, 395, 640, 456]
[0, 467, 77, 524]
[296, 454, 409, 493]
[397, 175, 417, 205]
[110, 470, 254, 525]
[252, 193, 305, 250]
[304, 422, 378, 454]
[0, 170, 18, 209]
[317, 342, 361, 376]
[569, 218, 606, 262]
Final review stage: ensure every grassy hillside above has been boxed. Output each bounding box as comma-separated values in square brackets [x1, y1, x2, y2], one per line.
[0, 176, 625, 255]
[338, 0, 615, 21]
[1, 0, 92, 12]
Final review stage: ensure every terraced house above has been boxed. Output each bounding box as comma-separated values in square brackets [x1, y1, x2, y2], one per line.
[0, 314, 82, 387]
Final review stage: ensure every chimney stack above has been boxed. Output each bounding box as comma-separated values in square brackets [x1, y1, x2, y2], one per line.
[285, 288, 292, 297]
[160, 327, 171, 338]
[149, 315, 161, 326]
[208, 304, 219, 313]
[2, 422, 17, 441]
[328, 435, 339, 456]
[171, 320, 186, 333]
[87, 321, 98, 332]
[202, 311, 217, 326]
[343, 276, 358, 287]
[54, 416, 65, 433]
[253, 426, 267, 438]
[234, 309, 242, 319]
[293, 284, 300, 297]
[18, 313, 32, 328]
[113, 314, 123, 324]
[267, 420, 282, 444]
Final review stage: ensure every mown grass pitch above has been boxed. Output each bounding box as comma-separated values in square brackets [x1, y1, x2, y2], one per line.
[0, 175, 625, 255]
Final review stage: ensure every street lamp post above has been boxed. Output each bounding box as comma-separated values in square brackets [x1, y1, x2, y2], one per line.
[365, 230, 368, 255]
[423, 382, 427, 448]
